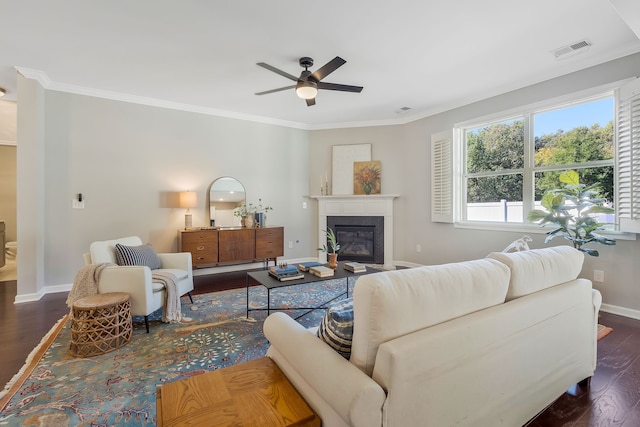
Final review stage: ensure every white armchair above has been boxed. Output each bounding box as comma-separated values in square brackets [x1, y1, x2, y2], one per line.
[82, 236, 194, 332]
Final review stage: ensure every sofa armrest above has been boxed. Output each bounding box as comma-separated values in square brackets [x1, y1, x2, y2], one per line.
[98, 266, 157, 315]
[158, 252, 192, 273]
[264, 312, 385, 427]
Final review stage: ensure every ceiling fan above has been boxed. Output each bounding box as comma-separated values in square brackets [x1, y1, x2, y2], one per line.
[255, 56, 363, 106]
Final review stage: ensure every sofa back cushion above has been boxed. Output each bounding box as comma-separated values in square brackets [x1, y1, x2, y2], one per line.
[351, 258, 510, 376]
[487, 246, 584, 301]
[89, 236, 143, 264]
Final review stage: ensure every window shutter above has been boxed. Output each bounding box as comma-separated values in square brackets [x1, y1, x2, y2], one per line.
[616, 78, 640, 233]
[431, 130, 454, 223]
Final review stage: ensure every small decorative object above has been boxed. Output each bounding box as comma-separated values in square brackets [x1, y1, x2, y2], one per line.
[353, 161, 381, 195]
[318, 227, 340, 269]
[242, 215, 255, 228]
[328, 253, 338, 269]
[234, 199, 272, 228]
[527, 170, 616, 256]
[502, 235, 532, 253]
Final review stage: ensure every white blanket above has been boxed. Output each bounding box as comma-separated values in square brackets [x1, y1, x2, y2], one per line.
[152, 271, 182, 323]
[66, 263, 114, 316]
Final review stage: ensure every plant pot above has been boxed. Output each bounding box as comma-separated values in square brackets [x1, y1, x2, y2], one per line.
[241, 215, 255, 228]
[328, 253, 338, 269]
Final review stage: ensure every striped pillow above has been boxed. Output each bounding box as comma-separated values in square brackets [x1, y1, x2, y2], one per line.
[317, 297, 354, 359]
[114, 243, 162, 270]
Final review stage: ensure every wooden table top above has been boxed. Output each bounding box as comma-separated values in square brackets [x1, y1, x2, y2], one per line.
[73, 292, 130, 309]
[156, 357, 320, 426]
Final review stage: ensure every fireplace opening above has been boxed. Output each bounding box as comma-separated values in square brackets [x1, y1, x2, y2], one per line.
[327, 216, 384, 264]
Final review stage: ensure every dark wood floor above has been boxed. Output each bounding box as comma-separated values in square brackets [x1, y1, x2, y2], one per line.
[2, 274, 640, 426]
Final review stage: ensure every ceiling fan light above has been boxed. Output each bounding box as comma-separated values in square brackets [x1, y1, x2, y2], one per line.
[296, 81, 317, 99]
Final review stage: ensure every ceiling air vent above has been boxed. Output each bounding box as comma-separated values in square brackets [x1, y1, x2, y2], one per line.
[552, 40, 592, 60]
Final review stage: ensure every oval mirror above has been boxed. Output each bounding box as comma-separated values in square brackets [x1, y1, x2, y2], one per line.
[208, 177, 246, 227]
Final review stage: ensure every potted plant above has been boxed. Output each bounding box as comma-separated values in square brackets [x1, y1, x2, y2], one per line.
[233, 199, 272, 228]
[527, 170, 616, 256]
[318, 227, 341, 268]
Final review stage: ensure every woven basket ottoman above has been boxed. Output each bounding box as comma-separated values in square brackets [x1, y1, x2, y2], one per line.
[70, 292, 133, 357]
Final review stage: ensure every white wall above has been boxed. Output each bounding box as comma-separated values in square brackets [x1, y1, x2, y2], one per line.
[310, 52, 640, 316]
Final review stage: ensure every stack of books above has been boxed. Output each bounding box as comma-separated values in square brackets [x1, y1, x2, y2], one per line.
[297, 261, 323, 272]
[268, 265, 304, 281]
[309, 265, 335, 278]
[344, 262, 367, 273]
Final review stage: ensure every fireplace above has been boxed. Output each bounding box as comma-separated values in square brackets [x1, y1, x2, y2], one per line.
[312, 194, 398, 269]
[327, 216, 384, 264]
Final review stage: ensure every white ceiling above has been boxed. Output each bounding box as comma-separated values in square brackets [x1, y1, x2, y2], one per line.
[2, 0, 640, 130]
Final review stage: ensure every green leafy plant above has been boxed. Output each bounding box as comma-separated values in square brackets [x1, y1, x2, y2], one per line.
[318, 227, 340, 253]
[527, 170, 616, 256]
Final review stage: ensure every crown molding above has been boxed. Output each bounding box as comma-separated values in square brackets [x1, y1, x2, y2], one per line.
[15, 47, 640, 132]
[15, 67, 310, 130]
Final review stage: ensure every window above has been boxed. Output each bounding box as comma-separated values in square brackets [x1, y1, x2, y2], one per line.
[458, 95, 615, 225]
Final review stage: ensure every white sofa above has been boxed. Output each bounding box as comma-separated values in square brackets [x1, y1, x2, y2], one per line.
[264, 246, 601, 427]
[83, 236, 194, 332]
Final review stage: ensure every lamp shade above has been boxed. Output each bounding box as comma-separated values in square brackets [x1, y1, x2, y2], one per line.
[179, 191, 197, 209]
[295, 81, 318, 99]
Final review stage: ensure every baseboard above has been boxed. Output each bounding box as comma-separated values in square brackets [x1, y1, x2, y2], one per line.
[14, 283, 72, 303]
[600, 303, 640, 320]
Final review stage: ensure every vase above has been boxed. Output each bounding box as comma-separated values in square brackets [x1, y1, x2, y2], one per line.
[242, 215, 255, 228]
[363, 182, 372, 195]
[254, 212, 265, 228]
[328, 253, 338, 269]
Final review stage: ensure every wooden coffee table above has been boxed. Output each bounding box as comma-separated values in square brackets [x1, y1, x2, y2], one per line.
[156, 357, 320, 426]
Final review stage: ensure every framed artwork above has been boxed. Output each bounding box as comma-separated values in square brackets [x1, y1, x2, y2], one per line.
[353, 160, 381, 195]
[332, 144, 371, 195]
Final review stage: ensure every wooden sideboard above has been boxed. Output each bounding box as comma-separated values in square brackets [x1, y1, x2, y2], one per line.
[178, 226, 284, 268]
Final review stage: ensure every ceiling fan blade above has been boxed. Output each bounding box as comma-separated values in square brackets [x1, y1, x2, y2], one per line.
[255, 85, 296, 96]
[317, 82, 363, 93]
[306, 98, 316, 107]
[256, 62, 299, 82]
[311, 56, 346, 81]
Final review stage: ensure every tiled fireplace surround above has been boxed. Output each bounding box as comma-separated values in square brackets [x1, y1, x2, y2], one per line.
[312, 195, 398, 269]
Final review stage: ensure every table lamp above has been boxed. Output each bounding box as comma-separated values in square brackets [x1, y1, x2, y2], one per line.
[179, 191, 198, 229]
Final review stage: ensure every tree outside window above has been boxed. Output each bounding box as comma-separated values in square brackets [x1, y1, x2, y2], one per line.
[462, 96, 614, 223]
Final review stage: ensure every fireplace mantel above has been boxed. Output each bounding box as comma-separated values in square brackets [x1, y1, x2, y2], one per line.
[311, 194, 399, 269]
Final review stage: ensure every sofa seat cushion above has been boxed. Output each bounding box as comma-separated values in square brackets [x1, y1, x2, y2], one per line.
[317, 297, 354, 359]
[488, 246, 584, 301]
[154, 268, 188, 281]
[351, 258, 510, 376]
[151, 269, 189, 293]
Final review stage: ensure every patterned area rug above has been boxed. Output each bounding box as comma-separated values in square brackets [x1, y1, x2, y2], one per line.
[0, 280, 348, 426]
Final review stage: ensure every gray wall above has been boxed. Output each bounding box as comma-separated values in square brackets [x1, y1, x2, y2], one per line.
[16, 52, 640, 317]
[310, 52, 640, 317]
[16, 75, 313, 299]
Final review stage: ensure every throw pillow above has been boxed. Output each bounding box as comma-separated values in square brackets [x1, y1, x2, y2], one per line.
[114, 243, 162, 270]
[317, 297, 354, 359]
